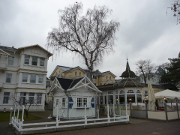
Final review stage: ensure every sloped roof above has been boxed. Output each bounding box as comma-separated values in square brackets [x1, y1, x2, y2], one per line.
[17, 44, 52, 57]
[57, 77, 83, 90]
[118, 78, 143, 88]
[120, 61, 136, 78]
[0, 46, 17, 53]
[101, 71, 116, 77]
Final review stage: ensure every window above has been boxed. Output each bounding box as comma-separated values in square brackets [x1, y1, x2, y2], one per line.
[75, 72, 77, 76]
[106, 76, 108, 79]
[79, 72, 81, 76]
[24, 55, 30, 64]
[62, 98, 66, 107]
[77, 98, 87, 108]
[8, 56, 14, 66]
[110, 76, 111, 80]
[30, 74, 36, 83]
[22, 73, 28, 82]
[38, 74, 44, 83]
[56, 99, 59, 107]
[3, 92, 10, 104]
[32, 56, 38, 66]
[40, 57, 45, 66]
[37, 93, 42, 104]
[29, 93, 34, 104]
[6, 73, 12, 83]
[20, 92, 26, 105]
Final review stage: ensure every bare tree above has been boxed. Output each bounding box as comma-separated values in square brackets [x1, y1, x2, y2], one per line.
[47, 2, 119, 79]
[11, 95, 38, 118]
[136, 59, 156, 85]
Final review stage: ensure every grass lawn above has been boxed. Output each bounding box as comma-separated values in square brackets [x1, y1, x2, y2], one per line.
[0, 111, 41, 122]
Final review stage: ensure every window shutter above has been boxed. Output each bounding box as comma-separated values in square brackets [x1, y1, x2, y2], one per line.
[91, 97, 95, 108]
[68, 97, 73, 108]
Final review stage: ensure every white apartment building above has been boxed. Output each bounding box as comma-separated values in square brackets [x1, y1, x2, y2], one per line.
[0, 45, 52, 111]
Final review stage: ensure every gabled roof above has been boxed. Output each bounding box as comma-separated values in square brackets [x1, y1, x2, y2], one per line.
[63, 66, 85, 73]
[57, 77, 83, 90]
[101, 71, 116, 77]
[17, 44, 52, 57]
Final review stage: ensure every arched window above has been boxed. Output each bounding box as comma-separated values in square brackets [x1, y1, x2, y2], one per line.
[127, 90, 134, 93]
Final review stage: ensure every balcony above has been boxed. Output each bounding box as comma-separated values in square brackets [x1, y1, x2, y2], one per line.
[0, 62, 7, 71]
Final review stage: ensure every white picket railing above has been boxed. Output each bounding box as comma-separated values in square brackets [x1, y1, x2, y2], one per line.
[10, 105, 129, 134]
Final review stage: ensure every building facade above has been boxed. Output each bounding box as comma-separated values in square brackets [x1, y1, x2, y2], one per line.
[0, 45, 52, 111]
[50, 65, 116, 86]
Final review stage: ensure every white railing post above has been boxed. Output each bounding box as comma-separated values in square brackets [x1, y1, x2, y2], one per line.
[125, 103, 128, 116]
[13, 104, 16, 120]
[107, 104, 110, 123]
[56, 105, 59, 129]
[97, 108, 99, 119]
[22, 105, 24, 124]
[17, 105, 20, 122]
[84, 105, 87, 126]
[113, 104, 115, 121]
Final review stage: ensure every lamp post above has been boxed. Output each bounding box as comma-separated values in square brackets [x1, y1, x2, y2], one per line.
[9, 107, 13, 125]
[175, 98, 179, 119]
[129, 98, 132, 117]
[164, 97, 168, 122]
[144, 98, 148, 119]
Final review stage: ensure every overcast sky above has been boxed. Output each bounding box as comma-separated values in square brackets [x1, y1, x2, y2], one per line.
[0, 0, 180, 78]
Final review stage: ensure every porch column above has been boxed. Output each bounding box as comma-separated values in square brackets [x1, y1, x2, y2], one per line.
[125, 92, 127, 104]
[135, 93, 137, 104]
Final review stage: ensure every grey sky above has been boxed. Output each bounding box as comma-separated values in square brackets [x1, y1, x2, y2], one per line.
[0, 0, 180, 78]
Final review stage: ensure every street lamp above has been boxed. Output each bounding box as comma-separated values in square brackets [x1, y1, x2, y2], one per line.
[128, 98, 132, 117]
[144, 98, 148, 119]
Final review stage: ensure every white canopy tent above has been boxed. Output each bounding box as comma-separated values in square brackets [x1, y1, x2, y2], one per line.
[155, 89, 180, 100]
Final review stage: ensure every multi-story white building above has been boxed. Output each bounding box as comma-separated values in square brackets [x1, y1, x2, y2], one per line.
[0, 45, 52, 111]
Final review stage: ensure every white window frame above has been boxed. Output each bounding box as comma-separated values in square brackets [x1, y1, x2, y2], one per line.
[29, 93, 35, 104]
[30, 74, 36, 83]
[20, 92, 26, 105]
[22, 73, 28, 83]
[3, 92, 10, 104]
[77, 98, 87, 108]
[38, 74, 44, 83]
[62, 98, 66, 108]
[24, 55, 30, 65]
[8, 56, 14, 66]
[32, 56, 38, 66]
[6, 73, 12, 83]
[40, 57, 45, 66]
[37, 93, 42, 104]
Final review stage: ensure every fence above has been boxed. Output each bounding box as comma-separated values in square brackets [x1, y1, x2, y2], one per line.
[129, 102, 180, 121]
[10, 104, 129, 134]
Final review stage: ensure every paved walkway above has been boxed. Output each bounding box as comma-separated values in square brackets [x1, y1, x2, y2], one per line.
[36, 119, 180, 135]
[1, 116, 180, 135]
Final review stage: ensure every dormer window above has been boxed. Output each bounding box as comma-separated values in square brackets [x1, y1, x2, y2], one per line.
[24, 55, 30, 64]
[32, 56, 38, 66]
[8, 56, 14, 66]
[40, 57, 45, 66]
